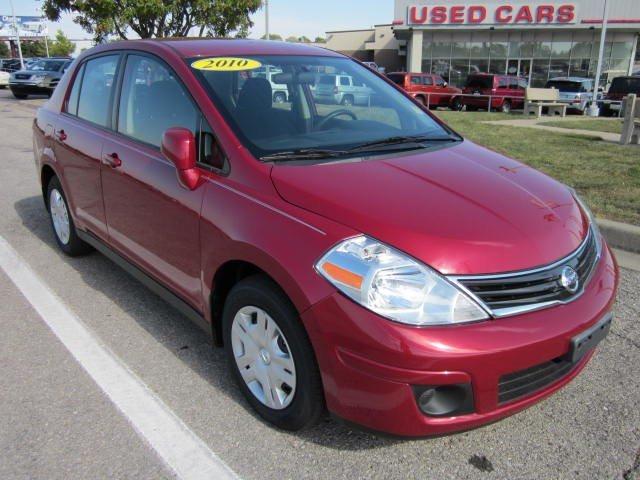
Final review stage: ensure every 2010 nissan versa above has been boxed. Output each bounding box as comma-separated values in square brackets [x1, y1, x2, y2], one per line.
[33, 39, 618, 436]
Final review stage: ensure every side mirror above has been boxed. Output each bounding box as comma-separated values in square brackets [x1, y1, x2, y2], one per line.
[443, 81, 448, 87]
[161, 127, 200, 190]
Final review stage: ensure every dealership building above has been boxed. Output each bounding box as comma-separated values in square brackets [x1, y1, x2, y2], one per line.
[328, 1, 639, 87]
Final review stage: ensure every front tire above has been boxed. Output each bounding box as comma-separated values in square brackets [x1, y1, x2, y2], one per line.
[340, 95, 354, 106]
[46, 176, 92, 256]
[223, 275, 324, 431]
[11, 90, 27, 99]
[501, 100, 512, 114]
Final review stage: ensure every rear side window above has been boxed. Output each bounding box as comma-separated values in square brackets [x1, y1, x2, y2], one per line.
[117, 55, 198, 148]
[466, 75, 493, 89]
[387, 74, 405, 86]
[77, 55, 119, 127]
[66, 63, 85, 115]
[609, 77, 640, 94]
[410, 76, 421, 85]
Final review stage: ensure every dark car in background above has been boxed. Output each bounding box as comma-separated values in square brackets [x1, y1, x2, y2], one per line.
[387, 72, 462, 110]
[461, 73, 527, 113]
[9, 58, 72, 99]
[545, 77, 594, 113]
[599, 76, 640, 117]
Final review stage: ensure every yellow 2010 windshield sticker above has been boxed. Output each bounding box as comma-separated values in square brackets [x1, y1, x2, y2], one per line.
[191, 57, 262, 72]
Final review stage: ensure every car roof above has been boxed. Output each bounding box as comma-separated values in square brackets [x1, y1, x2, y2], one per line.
[95, 38, 342, 59]
[548, 77, 591, 82]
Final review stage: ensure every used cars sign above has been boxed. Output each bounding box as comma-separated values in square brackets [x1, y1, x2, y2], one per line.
[407, 3, 577, 25]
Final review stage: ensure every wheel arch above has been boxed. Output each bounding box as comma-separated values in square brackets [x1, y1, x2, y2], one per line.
[41, 164, 58, 206]
[208, 256, 311, 347]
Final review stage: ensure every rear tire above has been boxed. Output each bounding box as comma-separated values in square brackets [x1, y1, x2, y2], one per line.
[415, 96, 426, 107]
[46, 176, 92, 257]
[223, 275, 324, 431]
[501, 100, 512, 114]
[340, 95, 354, 106]
[273, 92, 286, 104]
[466, 105, 479, 112]
[450, 97, 463, 111]
[12, 91, 27, 99]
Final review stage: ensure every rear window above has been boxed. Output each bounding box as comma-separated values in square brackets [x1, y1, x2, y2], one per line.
[387, 74, 405, 85]
[546, 80, 586, 92]
[466, 75, 493, 89]
[609, 77, 640, 94]
[318, 75, 335, 85]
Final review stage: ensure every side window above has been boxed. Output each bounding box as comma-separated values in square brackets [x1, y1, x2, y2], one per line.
[498, 77, 508, 88]
[77, 55, 119, 127]
[410, 76, 421, 85]
[66, 63, 85, 116]
[117, 54, 198, 148]
[339, 76, 350, 87]
[424, 76, 434, 86]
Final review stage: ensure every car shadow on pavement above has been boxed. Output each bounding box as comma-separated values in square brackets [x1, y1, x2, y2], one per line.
[14, 195, 404, 450]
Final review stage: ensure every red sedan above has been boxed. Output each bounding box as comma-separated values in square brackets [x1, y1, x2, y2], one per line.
[33, 39, 617, 436]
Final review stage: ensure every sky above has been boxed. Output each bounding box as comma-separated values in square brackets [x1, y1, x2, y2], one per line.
[0, 0, 393, 40]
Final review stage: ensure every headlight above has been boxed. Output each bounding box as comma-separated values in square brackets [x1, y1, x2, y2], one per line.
[570, 189, 602, 257]
[315, 235, 489, 326]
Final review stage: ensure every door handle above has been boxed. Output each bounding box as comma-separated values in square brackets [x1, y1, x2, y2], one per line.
[102, 152, 122, 168]
[55, 129, 67, 141]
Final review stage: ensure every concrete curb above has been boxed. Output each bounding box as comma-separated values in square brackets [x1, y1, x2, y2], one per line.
[598, 218, 640, 254]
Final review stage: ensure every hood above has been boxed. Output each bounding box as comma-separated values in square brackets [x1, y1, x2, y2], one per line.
[271, 141, 588, 275]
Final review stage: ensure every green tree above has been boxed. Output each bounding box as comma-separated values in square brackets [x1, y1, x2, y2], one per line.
[42, 0, 261, 42]
[298, 36, 311, 43]
[20, 40, 47, 57]
[49, 30, 75, 56]
[314, 36, 326, 43]
[0, 42, 9, 58]
[260, 33, 282, 41]
[285, 36, 298, 43]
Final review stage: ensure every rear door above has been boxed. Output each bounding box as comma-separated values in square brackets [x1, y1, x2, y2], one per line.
[100, 53, 211, 309]
[52, 53, 121, 240]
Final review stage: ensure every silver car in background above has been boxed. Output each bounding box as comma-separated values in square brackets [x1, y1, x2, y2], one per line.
[313, 74, 373, 106]
[545, 77, 595, 113]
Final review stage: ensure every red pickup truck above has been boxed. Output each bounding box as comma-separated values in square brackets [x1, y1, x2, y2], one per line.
[387, 72, 462, 110]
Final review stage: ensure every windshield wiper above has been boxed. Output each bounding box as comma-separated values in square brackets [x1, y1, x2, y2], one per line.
[347, 135, 459, 153]
[259, 148, 349, 162]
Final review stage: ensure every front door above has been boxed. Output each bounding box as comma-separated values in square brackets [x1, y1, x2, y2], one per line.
[100, 53, 205, 310]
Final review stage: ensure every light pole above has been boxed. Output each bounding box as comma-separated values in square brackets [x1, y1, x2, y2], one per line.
[265, 0, 269, 40]
[35, 7, 50, 57]
[589, 0, 610, 116]
[9, 0, 24, 69]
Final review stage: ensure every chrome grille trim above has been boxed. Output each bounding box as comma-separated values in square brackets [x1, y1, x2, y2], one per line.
[448, 226, 601, 318]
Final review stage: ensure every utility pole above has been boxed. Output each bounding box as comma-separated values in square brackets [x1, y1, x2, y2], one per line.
[265, 0, 270, 40]
[589, 0, 610, 116]
[9, 0, 24, 69]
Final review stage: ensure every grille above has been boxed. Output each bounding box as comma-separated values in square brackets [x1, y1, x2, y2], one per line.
[15, 73, 31, 80]
[455, 228, 599, 316]
[498, 356, 575, 404]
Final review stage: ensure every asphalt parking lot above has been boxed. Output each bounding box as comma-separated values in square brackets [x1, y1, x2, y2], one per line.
[0, 88, 638, 480]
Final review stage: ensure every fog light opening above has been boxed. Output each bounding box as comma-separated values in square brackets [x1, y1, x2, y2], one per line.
[414, 384, 474, 417]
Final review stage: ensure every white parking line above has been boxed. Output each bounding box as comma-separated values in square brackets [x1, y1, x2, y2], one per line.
[0, 236, 240, 480]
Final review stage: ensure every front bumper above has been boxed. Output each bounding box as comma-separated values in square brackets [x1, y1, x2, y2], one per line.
[302, 242, 618, 436]
[9, 81, 53, 94]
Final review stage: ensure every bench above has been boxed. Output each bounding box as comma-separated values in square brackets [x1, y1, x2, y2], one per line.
[620, 93, 640, 145]
[523, 87, 567, 118]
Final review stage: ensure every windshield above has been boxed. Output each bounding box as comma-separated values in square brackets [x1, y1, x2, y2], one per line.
[30, 59, 66, 72]
[609, 77, 640, 94]
[546, 80, 588, 92]
[189, 55, 454, 160]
